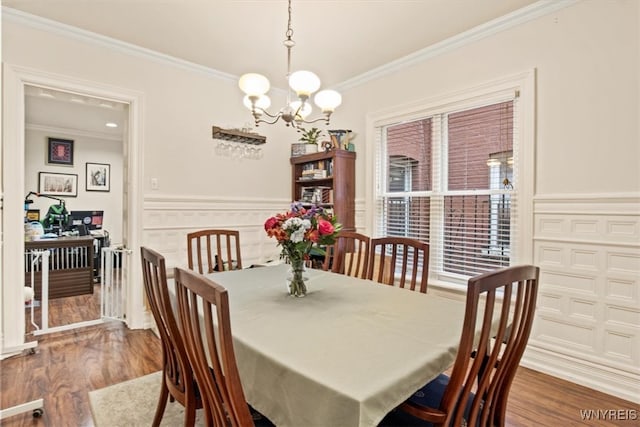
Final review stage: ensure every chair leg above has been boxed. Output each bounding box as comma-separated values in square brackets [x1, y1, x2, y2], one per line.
[152, 379, 169, 427]
[183, 392, 197, 427]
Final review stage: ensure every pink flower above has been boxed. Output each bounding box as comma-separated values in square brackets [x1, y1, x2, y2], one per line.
[317, 219, 335, 235]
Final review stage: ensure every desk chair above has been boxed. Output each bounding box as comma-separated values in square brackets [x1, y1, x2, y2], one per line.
[187, 229, 243, 274]
[368, 237, 430, 293]
[323, 231, 371, 279]
[173, 267, 255, 426]
[140, 247, 201, 427]
[395, 265, 540, 426]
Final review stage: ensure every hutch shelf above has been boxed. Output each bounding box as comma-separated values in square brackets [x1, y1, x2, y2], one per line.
[290, 150, 355, 232]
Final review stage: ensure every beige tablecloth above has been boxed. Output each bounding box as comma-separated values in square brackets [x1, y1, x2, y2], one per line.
[202, 265, 467, 427]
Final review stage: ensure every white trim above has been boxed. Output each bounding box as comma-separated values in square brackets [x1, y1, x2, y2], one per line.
[1, 64, 146, 354]
[337, 0, 578, 91]
[25, 123, 123, 142]
[0, 341, 38, 361]
[366, 70, 536, 277]
[1, 6, 236, 82]
[144, 194, 290, 206]
[534, 193, 640, 215]
[522, 344, 640, 404]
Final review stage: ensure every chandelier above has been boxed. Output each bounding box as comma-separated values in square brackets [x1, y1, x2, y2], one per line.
[238, 0, 342, 129]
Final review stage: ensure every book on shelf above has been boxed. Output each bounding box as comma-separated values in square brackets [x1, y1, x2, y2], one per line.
[300, 169, 327, 179]
[300, 186, 333, 204]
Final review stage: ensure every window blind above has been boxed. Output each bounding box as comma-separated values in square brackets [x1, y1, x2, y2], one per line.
[375, 96, 519, 283]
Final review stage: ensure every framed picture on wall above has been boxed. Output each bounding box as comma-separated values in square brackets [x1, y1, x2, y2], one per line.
[47, 137, 74, 165]
[38, 172, 78, 197]
[86, 162, 110, 192]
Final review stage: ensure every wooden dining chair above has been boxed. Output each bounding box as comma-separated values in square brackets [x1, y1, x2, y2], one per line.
[173, 266, 255, 427]
[140, 247, 201, 427]
[322, 231, 371, 279]
[367, 236, 430, 293]
[187, 229, 243, 274]
[394, 265, 540, 427]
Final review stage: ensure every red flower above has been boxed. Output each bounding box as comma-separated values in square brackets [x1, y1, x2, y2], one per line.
[264, 216, 278, 231]
[317, 219, 335, 235]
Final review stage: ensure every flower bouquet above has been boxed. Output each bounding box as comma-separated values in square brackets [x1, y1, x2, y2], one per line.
[264, 203, 341, 296]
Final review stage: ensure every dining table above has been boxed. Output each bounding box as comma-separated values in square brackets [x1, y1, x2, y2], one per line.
[184, 263, 470, 427]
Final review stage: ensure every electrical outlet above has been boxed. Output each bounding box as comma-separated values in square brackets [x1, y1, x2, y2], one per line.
[151, 178, 158, 190]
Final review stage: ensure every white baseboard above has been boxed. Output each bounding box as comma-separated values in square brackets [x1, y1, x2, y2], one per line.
[0, 341, 38, 360]
[522, 344, 640, 404]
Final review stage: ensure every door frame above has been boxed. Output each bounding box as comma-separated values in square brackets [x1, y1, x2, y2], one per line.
[1, 64, 145, 354]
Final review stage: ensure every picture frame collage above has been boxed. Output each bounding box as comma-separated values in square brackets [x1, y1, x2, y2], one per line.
[38, 137, 111, 196]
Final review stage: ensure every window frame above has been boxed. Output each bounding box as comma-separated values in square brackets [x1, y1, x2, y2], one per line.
[365, 71, 535, 289]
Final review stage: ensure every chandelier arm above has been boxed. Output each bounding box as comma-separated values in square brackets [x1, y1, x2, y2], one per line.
[255, 115, 283, 126]
[254, 107, 282, 120]
[298, 114, 332, 126]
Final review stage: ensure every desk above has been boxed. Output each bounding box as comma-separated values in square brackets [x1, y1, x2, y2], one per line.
[25, 236, 94, 300]
[198, 265, 467, 427]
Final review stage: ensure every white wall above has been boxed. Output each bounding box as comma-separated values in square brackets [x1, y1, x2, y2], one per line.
[336, 0, 639, 402]
[24, 127, 124, 242]
[2, 14, 294, 201]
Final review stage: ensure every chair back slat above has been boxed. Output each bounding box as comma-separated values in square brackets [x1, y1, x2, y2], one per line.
[187, 229, 243, 274]
[140, 247, 200, 425]
[174, 267, 254, 427]
[445, 265, 539, 426]
[368, 237, 430, 293]
[323, 231, 371, 279]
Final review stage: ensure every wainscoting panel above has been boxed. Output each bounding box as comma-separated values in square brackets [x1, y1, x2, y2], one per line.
[143, 196, 368, 270]
[525, 194, 640, 403]
[142, 196, 292, 269]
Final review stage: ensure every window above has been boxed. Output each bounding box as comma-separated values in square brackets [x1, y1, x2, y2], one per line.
[374, 85, 528, 285]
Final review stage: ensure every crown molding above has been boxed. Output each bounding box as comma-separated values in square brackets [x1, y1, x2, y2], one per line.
[2, 6, 237, 83]
[336, 0, 580, 91]
[26, 123, 123, 142]
[3, 1, 580, 91]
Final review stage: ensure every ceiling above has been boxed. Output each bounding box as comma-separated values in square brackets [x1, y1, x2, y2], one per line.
[7, 0, 539, 136]
[5, 0, 538, 87]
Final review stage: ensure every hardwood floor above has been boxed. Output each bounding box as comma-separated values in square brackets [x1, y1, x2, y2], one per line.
[1, 321, 161, 427]
[2, 321, 638, 426]
[25, 283, 102, 336]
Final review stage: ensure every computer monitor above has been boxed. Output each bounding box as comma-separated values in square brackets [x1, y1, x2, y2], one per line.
[69, 210, 104, 231]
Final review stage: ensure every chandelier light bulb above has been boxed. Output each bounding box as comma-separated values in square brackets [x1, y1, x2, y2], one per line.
[239, 73, 271, 96]
[243, 94, 271, 111]
[290, 100, 312, 118]
[289, 70, 321, 97]
[314, 90, 342, 112]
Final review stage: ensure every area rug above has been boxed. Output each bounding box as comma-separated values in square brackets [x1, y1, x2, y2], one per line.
[89, 371, 205, 426]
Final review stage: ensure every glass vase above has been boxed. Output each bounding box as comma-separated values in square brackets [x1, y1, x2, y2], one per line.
[286, 258, 308, 297]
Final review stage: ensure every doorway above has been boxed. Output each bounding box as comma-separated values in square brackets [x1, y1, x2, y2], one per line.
[1, 64, 145, 355]
[24, 85, 126, 335]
